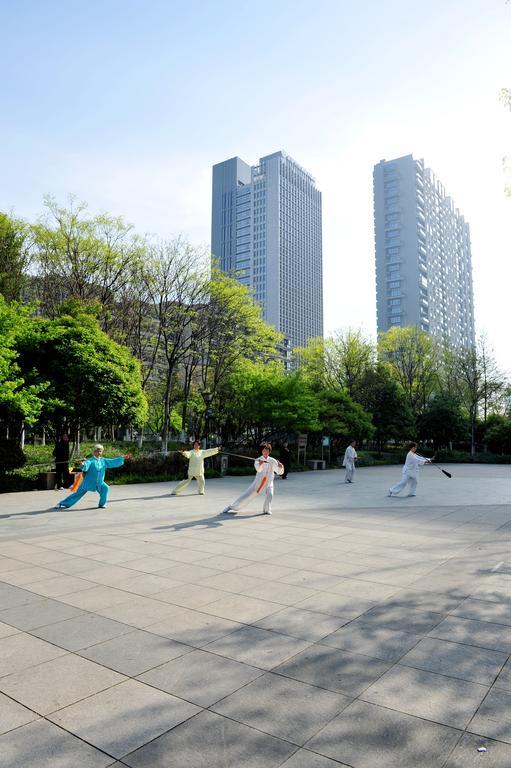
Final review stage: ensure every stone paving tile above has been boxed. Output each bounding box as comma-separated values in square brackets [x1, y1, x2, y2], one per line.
[0, 621, 20, 639]
[443, 732, 511, 767]
[192, 554, 254, 571]
[277, 570, 350, 591]
[197, 571, 263, 593]
[0, 691, 39, 735]
[95, 596, 184, 628]
[21, 574, 96, 598]
[0, 557, 31, 572]
[0, 597, 85, 630]
[0, 632, 67, 677]
[316, 577, 400, 601]
[429, 615, 511, 652]
[361, 664, 489, 729]
[122, 709, 296, 768]
[150, 583, 228, 609]
[0, 653, 125, 714]
[240, 580, 318, 606]
[145, 608, 244, 647]
[295, 592, 377, 619]
[280, 749, 350, 767]
[352, 603, 446, 634]
[0, 582, 44, 609]
[306, 699, 462, 767]
[212, 671, 352, 745]
[112, 573, 185, 596]
[48, 678, 200, 758]
[118, 556, 182, 573]
[255, 607, 349, 642]
[382, 587, 465, 613]
[0, 719, 118, 767]
[31, 613, 134, 651]
[494, 655, 511, 690]
[471, 578, 511, 605]
[468, 687, 511, 743]
[0, 566, 61, 585]
[232, 562, 298, 580]
[56, 585, 138, 611]
[71, 564, 140, 587]
[451, 597, 511, 626]
[151, 563, 222, 583]
[321, 621, 421, 662]
[399, 636, 508, 684]
[78, 629, 193, 676]
[276, 643, 390, 696]
[199, 593, 285, 623]
[206, 625, 312, 670]
[49, 556, 104, 576]
[138, 647, 263, 706]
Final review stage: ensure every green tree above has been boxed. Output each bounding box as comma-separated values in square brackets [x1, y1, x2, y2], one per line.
[378, 326, 440, 425]
[0, 297, 44, 440]
[452, 338, 508, 455]
[295, 329, 374, 396]
[417, 395, 468, 449]
[224, 360, 319, 443]
[483, 414, 511, 455]
[32, 196, 145, 331]
[198, 269, 282, 430]
[0, 213, 31, 302]
[16, 302, 147, 448]
[317, 389, 374, 449]
[355, 363, 414, 450]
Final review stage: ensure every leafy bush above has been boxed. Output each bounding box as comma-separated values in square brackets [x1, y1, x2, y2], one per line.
[0, 439, 26, 474]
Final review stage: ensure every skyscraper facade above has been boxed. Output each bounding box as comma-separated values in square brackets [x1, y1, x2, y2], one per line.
[211, 151, 323, 350]
[373, 154, 475, 350]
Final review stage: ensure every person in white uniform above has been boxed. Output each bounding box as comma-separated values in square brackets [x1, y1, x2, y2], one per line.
[171, 441, 220, 495]
[342, 439, 358, 483]
[222, 443, 284, 515]
[388, 442, 432, 497]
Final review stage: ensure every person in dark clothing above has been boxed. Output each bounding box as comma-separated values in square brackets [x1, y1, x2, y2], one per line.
[279, 442, 292, 479]
[53, 433, 71, 489]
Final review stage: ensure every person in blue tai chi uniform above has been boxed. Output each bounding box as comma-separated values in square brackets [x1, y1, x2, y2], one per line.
[55, 444, 125, 509]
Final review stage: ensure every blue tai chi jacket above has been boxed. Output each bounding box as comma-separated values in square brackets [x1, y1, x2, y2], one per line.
[79, 456, 124, 490]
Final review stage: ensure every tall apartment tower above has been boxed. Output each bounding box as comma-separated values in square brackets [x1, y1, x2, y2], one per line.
[211, 151, 323, 351]
[373, 154, 475, 350]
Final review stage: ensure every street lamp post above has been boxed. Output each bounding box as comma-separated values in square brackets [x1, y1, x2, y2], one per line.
[202, 390, 213, 448]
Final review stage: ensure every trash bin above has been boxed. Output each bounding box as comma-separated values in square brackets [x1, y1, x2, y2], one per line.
[38, 471, 56, 490]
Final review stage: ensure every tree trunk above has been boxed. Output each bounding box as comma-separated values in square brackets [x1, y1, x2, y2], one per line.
[162, 371, 172, 455]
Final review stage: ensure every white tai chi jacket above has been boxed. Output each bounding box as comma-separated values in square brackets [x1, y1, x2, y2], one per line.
[342, 445, 358, 468]
[402, 451, 429, 478]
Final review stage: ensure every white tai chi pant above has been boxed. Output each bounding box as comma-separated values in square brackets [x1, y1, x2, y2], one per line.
[227, 455, 283, 513]
[229, 476, 275, 513]
[390, 474, 417, 496]
[344, 461, 355, 483]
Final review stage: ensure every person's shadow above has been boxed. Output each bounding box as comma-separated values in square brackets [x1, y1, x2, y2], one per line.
[153, 512, 264, 532]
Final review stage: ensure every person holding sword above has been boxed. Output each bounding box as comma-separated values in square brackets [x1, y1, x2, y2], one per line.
[222, 442, 284, 515]
[388, 442, 433, 497]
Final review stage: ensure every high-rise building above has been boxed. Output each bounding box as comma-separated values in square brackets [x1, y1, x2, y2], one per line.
[211, 151, 323, 351]
[373, 154, 475, 350]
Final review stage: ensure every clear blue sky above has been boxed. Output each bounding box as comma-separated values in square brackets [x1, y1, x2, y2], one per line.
[2, 0, 510, 364]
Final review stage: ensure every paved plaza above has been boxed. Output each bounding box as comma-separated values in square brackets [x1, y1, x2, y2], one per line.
[1, 464, 511, 767]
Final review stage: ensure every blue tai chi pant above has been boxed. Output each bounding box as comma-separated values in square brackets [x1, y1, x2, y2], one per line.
[60, 483, 110, 508]
[60, 456, 124, 508]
